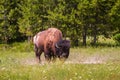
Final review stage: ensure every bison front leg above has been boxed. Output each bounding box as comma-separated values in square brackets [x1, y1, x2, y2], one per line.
[44, 51, 51, 62]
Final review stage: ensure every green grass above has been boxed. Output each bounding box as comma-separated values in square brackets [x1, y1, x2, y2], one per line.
[0, 42, 120, 80]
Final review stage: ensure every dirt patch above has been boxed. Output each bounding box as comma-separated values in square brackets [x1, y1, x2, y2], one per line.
[21, 57, 49, 65]
[81, 54, 106, 64]
[21, 54, 107, 65]
[21, 58, 38, 65]
[65, 53, 107, 64]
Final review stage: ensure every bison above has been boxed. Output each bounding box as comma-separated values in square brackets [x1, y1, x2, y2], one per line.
[33, 28, 70, 63]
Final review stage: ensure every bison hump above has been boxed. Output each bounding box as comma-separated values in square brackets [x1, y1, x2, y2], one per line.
[47, 28, 62, 41]
[45, 28, 62, 49]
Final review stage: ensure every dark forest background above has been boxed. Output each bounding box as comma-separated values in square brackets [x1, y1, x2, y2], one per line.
[0, 0, 120, 46]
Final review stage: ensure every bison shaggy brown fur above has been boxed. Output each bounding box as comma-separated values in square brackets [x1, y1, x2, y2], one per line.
[33, 28, 70, 63]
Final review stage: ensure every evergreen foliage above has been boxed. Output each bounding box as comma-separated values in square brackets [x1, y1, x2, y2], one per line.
[113, 33, 120, 44]
[0, 0, 120, 46]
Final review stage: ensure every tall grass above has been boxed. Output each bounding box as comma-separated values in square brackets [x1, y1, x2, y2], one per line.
[0, 41, 120, 80]
[0, 63, 120, 80]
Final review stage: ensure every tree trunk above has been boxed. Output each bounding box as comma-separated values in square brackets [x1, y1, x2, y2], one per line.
[91, 25, 97, 45]
[28, 36, 33, 43]
[4, 36, 8, 44]
[82, 26, 87, 46]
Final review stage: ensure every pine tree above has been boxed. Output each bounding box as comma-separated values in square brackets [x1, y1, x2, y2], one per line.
[0, 0, 21, 43]
[18, 0, 42, 41]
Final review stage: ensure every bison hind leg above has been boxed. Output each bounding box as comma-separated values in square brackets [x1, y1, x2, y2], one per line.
[34, 45, 42, 63]
[36, 49, 42, 63]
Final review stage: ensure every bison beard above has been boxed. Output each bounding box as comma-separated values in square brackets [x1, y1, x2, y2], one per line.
[33, 28, 70, 63]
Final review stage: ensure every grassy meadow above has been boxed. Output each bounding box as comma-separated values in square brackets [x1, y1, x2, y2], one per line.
[0, 39, 120, 80]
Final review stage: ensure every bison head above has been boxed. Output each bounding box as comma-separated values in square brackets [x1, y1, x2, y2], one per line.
[55, 40, 70, 60]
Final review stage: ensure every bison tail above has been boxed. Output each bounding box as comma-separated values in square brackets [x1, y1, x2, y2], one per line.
[34, 44, 38, 52]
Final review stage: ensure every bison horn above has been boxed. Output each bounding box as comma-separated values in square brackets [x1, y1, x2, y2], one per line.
[55, 43, 60, 48]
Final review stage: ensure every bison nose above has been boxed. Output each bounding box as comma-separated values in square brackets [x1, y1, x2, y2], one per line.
[62, 53, 66, 56]
[60, 53, 68, 58]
